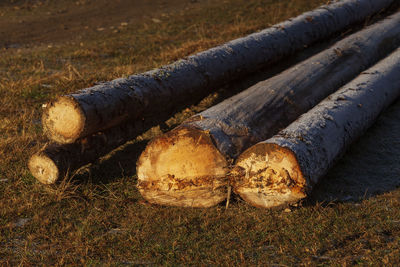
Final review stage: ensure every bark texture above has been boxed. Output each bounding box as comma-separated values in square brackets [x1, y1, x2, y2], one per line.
[29, 121, 146, 184]
[27, 38, 337, 186]
[136, 12, 400, 207]
[42, 0, 394, 144]
[233, 47, 400, 208]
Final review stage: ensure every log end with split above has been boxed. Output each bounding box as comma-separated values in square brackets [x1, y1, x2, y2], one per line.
[136, 126, 229, 208]
[42, 96, 85, 144]
[28, 153, 60, 185]
[232, 143, 306, 208]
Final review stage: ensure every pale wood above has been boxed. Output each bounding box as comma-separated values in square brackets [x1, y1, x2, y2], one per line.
[233, 47, 400, 208]
[137, 12, 400, 207]
[42, 0, 394, 144]
[137, 126, 228, 207]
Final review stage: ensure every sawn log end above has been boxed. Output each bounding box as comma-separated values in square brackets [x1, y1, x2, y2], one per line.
[28, 153, 59, 185]
[232, 143, 306, 208]
[42, 96, 85, 144]
[136, 126, 229, 208]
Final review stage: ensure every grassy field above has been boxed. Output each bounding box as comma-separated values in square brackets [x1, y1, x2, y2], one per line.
[1, 0, 400, 265]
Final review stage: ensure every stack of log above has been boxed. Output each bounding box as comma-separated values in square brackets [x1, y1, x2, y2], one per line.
[29, 0, 400, 209]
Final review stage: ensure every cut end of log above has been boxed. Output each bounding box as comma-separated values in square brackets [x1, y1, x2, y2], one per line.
[28, 153, 59, 184]
[232, 143, 306, 208]
[42, 96, 85, 144]
[137, 126, 229, 208]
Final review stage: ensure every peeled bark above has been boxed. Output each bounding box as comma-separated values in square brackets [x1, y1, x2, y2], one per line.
[136, 12, 400, 207]
[42, 0, 394, 144]
[233, 48, 400, 208]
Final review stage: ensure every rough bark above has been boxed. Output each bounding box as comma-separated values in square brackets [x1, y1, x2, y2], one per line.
[28, 121, 145, 184]
[136, 12, 400, 207]
[233, 48, 400, 208]
[42, 0, 394, 144]
[27, 34, 344, 186]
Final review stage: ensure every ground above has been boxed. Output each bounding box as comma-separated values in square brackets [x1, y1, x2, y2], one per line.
[0, 0, 400, 265]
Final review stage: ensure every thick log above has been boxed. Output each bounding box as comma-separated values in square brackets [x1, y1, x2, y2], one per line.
[233, 48, 400, 208]
[42, 0, 394, 144]
[136, 12, 400, 207]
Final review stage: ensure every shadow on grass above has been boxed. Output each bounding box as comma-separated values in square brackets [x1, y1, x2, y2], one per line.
[308, 98, 400, 205]
[73, 139, 149, 185]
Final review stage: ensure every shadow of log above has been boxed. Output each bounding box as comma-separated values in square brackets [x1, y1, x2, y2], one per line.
[72, 139, 149, 184]
[309, 97, 400, 204]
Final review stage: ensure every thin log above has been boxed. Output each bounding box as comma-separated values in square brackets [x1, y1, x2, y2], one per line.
[28, 122, 144, 184]
[136, 12, 400, 208]
[42, 0, 394, 144]
[233, 48, 400, 208]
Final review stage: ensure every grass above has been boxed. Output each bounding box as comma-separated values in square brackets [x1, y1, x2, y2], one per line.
[1, 0, 400, 265]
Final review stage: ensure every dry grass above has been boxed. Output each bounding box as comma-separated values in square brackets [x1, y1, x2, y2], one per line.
[1, 0, 400, 265]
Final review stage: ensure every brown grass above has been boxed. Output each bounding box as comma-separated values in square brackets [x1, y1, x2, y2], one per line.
[1, 0, 400, 265]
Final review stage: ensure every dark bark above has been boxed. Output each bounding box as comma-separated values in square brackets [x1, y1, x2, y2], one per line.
[42, 0, 395, 144]
[27, 31, 342, 185]
[233, 47, 400, 208]
[29, 121, 147, 184]
[137, 12, 400, 207]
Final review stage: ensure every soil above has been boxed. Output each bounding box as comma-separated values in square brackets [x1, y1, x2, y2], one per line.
[0, 0, 208, 48]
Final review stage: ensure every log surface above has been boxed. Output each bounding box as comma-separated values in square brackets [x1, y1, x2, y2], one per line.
[27, 32, 340, 185]
[234, 47, 400, 208]
[42, 0, 395, 144]
[28, 121, 146, 184]
[136, 12, 400, 207]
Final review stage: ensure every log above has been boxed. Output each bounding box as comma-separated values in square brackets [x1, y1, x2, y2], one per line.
[27, 29, 341, 185]
[232, 47, 400, 208]
[42, 0, 394, 144]
[136, 12, 400, 208]
[28, 122, 145, 184]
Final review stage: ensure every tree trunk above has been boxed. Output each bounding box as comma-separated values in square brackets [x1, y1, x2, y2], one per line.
[27, 31, 345, 186]
[42, 0, 394, 144]
[233, 48, 400, 208]
[136, 12, 400, 208]
[28, 121, 146, 184]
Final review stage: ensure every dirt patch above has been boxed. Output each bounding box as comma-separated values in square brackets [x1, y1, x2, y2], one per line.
[0, 0, 207, 48]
